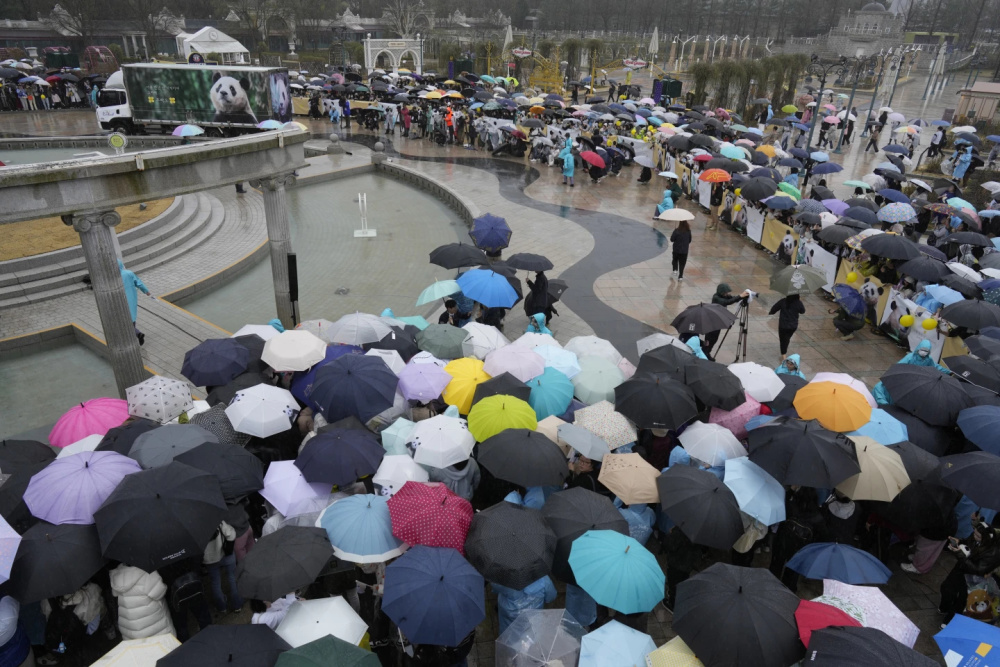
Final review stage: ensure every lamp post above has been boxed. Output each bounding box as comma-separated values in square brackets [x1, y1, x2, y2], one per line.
[860, 47, 904, 137]
[803, 54, 847, 149]
[834, 51, 881, 154]
[416, 32, 423, 74]
[886, 46, 916, 108]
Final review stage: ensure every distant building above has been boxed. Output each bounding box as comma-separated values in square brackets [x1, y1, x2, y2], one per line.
[780, 2, 907, 59]
[956, 82, 1000, 122]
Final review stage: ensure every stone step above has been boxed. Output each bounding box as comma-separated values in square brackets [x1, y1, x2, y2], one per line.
[0, 193, 226, 310]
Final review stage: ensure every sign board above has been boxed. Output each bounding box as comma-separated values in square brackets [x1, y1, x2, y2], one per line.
[624, 58, 648, 68]
[108, 132, 128, 155]
[512, 48, 532, 58]
[386, 41, 407, 48]
[188, 52, 205, 64]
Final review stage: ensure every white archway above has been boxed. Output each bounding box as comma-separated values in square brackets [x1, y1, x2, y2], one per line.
[364, 36, 424, 73]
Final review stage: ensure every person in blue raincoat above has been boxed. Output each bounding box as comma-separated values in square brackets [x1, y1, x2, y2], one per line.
[685, 336, 708, 360]
[560, 137, 575, 187]
[654, 188, 674, 218]
[775, 353, 806, 379]
[952, 145, 974, 183]
[491, 577, 557, 634]
[119, 259, 152, 345]
[526, 312, 553, 336]
[873, 339, 950, 404]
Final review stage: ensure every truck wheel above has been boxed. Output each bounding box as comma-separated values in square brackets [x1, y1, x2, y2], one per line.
[110, 120, 133, 135]
[205, 128, 225, 138]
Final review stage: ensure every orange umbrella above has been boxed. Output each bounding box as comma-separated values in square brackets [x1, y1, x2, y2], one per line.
[793, 381, 872, 432]
[698, 169, 732, 183]
[529, 105, 545, 114]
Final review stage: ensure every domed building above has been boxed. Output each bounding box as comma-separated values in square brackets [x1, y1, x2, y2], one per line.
[825, 1, 905, 57]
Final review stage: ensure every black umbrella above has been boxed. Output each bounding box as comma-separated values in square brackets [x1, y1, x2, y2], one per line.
[747, 418, 859, 487]
[294, 428, 384, 486]
[189, 404, 249, 447]
[94, 462, 227, 572]
[705, 158, 745, 174]
[464, 502, 556, 589]
[877, 477, 957, 532]
[793, 212, 822, 227]
[811, 185, 835, 200]
[657, 466, 743, 550]
[0, 461, 47, 532]
[636, 345, 698, 378]
[897, 255, 950, 282]
[0, 439, 54, 466]
[478, 429, 569, 487]
[0, 67, 20, 80]
[472, 372, 531, 407]
[943, 231, 992, 247]
[506, 253, 554, 271]
[685, 360, 747, 411]
[5, 522, 106, 604]
[675, 563, 803, 667]
[671, 303, 738, 335]
[613, 374, 698, 430]
[307, 355, 398, 423]
[940, 451, 1000, 509]
[836, 216, 869, 231]
[881, 405, 954, 456]
[540, 488, 628, 585]
[750, 167, 782, 181]
[880, 365, 972, 426]
[859, 234, 921, 261]
[667, 136, 693, 151]
[93, 418, 160, 455]
[233, 334, 268, 373]
[807, 626, 938, 666]
[816, 224, 856, 245]
[364, 327, 420, 362]
[548, 278, 569, 302]
[966, 334, 1000, 361]
[181, 338, 250, 387]
[944, 355, 1000, 392]
[843, 206, 879, 226]
[236, 526, 333, 601]
[174, 441, 264, 501]
[156, 624, 291, 667]
[740, 177, 779, 202]
[766, 374, 807, 412]
[845, 197, 878, 211]
[689, 135, 715, 148]
[429, 243, 489, 269]
[206, 371, 266, 407]
[887, 440, 940, 479]
[941, 300, 1000, 331]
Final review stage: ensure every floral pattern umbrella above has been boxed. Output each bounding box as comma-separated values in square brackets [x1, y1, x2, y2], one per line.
[573, 401, 637, 449]
[708, 392, 762, 441]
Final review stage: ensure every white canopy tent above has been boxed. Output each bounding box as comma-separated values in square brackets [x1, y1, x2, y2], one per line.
[177, 27, 249, 65]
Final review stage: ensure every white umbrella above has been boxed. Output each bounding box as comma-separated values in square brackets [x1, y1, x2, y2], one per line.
[226, 384, 298, 437]
[571, 356, 625, 405]
[557, 423, 612, 461]
[408, 351, 446, 367]
[810, 372, 877, 408]
[909, 178, 933, 192]
[946, 262, 983, 283]
[636, 332, 692, 357]
[262, 330, 327, 372]
[260, 461, 330, 516]
[462, 322, 510, 360]
[56, 433, 104, 459]
[91, 635, 181, 666]
[125, 376, 193, 424]
[679, 422, 747, 466]
[276, 597, 368, 648]
[365, 348, 405, 375]
[565, 336, 622, 365]
[230, 324, 280, 341]
[727, 362, 785, 402]
[535, 345, 581, 379]
[981, 181, 1000, 193]
[483, 345, 545, 383]
[295, 319, 337, 342]
[410, 415, 475, 468]
[372, 455, 429, 496]
[511, 332, 561, 350]
[327, 312, 393, 346]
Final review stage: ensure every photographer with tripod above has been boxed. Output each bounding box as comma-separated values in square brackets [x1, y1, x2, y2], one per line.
[704, 284, 751, 360]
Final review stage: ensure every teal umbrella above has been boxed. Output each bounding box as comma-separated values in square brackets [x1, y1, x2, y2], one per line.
[275, 634, 379, 667]
[317, 494, 405, 563]
[568, 530, 665, 613]
[526, 367, 575, 420]
[397, 316, 429, 330]
[380, 418, 414, 456]
[416, 280, 461, 306]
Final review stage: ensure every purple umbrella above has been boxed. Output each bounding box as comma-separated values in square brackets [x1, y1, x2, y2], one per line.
[822, 199, 849, 216]
[398, 362, 453, 402]
[23, 451, 141, 525]
[0, 515, 21, 583]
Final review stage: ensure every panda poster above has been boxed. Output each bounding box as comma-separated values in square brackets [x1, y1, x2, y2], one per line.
[801, 242, 838, 291]
[122, 63, 292, 127]
[878, 288, 946, 361]
[745, 207, 765, 244]
[697, 180, 712, 210]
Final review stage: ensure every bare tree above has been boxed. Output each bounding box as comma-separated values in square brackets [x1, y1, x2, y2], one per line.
[228, 0, 282, 52]
[383, 0, 419, 37]
[43, 0, 104, 49]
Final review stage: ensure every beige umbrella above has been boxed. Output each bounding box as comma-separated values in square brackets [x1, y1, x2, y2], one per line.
[91, 635, 181, 666]
[646, 635, 704, 667]
[597, 453, 660, 504]
[836, 436, 910, 502]
[536, 415, 570, 455]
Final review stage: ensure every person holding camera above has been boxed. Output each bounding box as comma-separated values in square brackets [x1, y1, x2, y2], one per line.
[704, 284, 750, 358]
[768, 294, 805, 360]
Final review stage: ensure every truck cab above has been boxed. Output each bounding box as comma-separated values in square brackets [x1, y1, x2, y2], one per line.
[95, 70, 135, 134]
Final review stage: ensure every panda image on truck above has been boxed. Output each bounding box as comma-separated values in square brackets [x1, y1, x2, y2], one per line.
[210, 72, 258, 125]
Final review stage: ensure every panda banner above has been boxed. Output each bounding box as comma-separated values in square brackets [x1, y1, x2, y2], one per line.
[801, 242, 838, 292]
[761, 217, 798, 262]
[878, 288, 946, 361]
[121, 63, 293, 127]
[745, 207, 765, 244]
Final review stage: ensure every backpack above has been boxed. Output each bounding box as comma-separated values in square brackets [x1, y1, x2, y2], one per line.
[169, 572, 204, 612]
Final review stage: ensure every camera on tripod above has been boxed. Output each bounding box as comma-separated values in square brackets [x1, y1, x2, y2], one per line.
[739, 289, 758, 304]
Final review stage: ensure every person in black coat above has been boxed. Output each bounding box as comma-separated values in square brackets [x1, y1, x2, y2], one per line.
[670, 221, 692, 280]
[524, 271, 557, 324]
[704, 283, 747, 357]
[939, 522, 1000, 623]
[769, 294, 805, 359]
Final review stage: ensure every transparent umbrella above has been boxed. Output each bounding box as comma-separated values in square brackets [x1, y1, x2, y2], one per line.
[495, 609, 585, 666]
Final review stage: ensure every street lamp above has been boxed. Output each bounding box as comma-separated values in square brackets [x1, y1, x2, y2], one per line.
[804, 54, 848, 149]
[886, 46, 917, 108]
[833, 50, 881, 153]
[860, 47, 905, 137]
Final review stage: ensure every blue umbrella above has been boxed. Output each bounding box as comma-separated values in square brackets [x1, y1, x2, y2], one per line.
[931, 119, 951, 126]
[635, 108, 652, 117]
[579, 620, 656, 667]
[809, 151, 830, 162]
[878, 189, 910, 204]
[882, 144, 908, 154]
[979, 210, 1000, 219]
[745, 415, 777, 431]
[958, 405, 1000, 454]
[723, 456, 785, 525]
[844, 206, 878, 226]
[832, 284, 866, 317]
[849, 408, 909, 445]
[182, 338, 251, 387]
[296, 428, 385, 486]
[935, 614, 1000, 665]
[317, 494, 403, 563]
[812, 162, 843, 175]
[789, 147, 810, 159]
[763, 195, 797, 210]
[306, 354, 399, 423]
[793, 122, 810, 131]
[786, 542, 892, 584]
[526, 367, 575, 420]
[469, 102, 484, 110]
[456, 269, 518, 308]
[646, 116, 663, 126]
[797, 199, 827, 214]
[290, 345, 363, 411]
[988, 135, 1000, 143]
[925, 284, 965, 306]
[469, 213, 511, 252]
[382, 546, 485, 646]
[569, 530, 664, 613]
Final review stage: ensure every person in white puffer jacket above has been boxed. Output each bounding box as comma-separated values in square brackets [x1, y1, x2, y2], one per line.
[110, 564, 176, 640]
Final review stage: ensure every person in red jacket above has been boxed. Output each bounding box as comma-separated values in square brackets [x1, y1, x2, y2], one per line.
[444, 105, 454, 144]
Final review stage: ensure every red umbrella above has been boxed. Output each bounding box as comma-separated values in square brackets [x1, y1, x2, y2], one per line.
[579, 151, 606, 169]
[795, 598, 862, 647]
[387, 481, 473, 554]
[45, 75, 62, 83]
[699, 168, 732, 183]
[693, 153, 714, 162]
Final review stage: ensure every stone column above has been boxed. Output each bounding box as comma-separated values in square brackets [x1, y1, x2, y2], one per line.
[252, 173, 297, 329]
[62, 211, 146, 397]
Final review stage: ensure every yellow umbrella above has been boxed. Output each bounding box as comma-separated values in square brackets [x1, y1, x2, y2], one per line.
[529, 96, 545, 104]
[646, 636, 704, 667]
[467, 395, 537, 442]
[597, 453, 660, 504]
[443, 79, 457, 85]
[91, 635, 181, 666]
[836, 436, 910, 502]
[446, 90, 463, 98]
[443, 358, 491, 414]
[425, 91, 443, 99]
[793, 381, 872, 432]
[398, 68, 412, 74]
[756, 144, 776, 157]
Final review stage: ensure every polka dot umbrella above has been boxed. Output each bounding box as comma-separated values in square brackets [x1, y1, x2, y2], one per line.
[387, 481, 473, 553]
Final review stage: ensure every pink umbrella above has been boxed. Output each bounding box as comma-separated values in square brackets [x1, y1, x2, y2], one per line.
[49, 398, 129, 448]
[821, 579, 920, 648]
[708, 392, 761, 441]
[483, 345, 545, 383]
[398, 362, 453, 402]
[714, 108, 730, 120]
[822, 116, 841, 125]
[822, 103, 837, 112]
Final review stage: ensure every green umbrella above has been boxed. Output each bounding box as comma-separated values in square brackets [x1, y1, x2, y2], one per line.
[777, 182, 801, 200]
[416, 280, 461, 307]
[843, 180, 871, 191]
[275, 634, 379, 667]
[415, 324, 473, 359]
[769, 265, 828, 296]
[571, 357, 626, 405]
